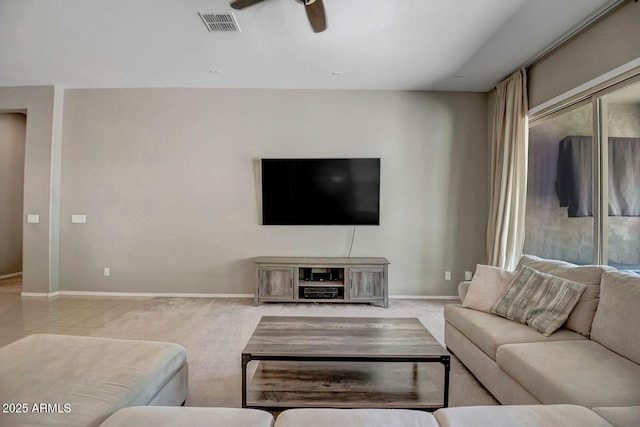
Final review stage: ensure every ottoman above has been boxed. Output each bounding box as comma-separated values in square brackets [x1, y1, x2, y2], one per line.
[0, 334, 188, 426]
[100, 406, 274, 427]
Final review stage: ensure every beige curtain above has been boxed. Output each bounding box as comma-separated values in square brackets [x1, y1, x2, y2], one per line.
[487, 69, 528, 270]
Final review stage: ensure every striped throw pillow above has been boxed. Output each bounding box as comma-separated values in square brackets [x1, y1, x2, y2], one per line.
[491, 266, 586, 336]
[527, 274, 587, 336]
[491, 266, 544, 323]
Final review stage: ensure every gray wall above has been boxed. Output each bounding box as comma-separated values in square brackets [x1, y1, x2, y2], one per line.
[0, 114, 26, 276]
[60, 88, 488, 296]
[528, 1, 640, 109]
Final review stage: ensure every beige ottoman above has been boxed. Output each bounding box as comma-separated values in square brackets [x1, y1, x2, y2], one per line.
[434, 405, 612, 427]
[100, 406, 274, 427]
[0, 334, 188, 426]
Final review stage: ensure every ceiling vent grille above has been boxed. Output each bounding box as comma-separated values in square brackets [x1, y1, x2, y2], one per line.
[198, 12, 241, 32]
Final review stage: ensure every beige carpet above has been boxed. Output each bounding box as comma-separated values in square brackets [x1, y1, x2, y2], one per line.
[90, 298, 498, 408]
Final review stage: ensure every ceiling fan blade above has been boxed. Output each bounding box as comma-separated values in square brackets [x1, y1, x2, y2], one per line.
[230, 0, 266, 10]
[305, 0, 326, 33]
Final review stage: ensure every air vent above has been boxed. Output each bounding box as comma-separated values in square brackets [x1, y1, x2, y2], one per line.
[198, 12, 241, 32]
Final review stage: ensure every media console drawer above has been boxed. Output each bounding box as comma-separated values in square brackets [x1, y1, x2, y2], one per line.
[253, 257, 390, 308]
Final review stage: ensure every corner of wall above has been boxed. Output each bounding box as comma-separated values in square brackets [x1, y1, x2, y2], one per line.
[48, 86, 65, 293]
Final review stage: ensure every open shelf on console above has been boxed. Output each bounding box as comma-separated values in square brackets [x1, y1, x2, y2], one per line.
[298, 267, 345, 300]
[299, 267, 344, 283]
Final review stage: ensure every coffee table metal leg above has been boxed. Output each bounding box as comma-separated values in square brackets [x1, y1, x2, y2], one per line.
[242, 354, 251, 408]
[441, 356, 450, 407]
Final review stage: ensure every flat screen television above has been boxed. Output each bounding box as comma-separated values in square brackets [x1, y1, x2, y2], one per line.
[261, 158, 380, 225]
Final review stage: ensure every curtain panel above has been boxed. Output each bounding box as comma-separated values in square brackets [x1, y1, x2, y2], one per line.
[487, 69, 529, 270]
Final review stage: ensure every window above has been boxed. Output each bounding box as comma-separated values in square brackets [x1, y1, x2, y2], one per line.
[526, 75, 640, 273]
[526, 103, 594, 264]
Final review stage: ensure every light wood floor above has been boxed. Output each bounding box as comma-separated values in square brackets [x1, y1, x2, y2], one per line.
[0, 276, 151, 347]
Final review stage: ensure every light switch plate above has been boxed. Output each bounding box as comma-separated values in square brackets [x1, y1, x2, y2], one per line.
[71, 214, 87, 224]
[27, 214, 40, 224]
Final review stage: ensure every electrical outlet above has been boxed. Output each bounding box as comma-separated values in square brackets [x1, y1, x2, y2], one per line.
[465, 271, 473, 281]
[445, 271, 451, 281]
[103, 267, 110, 277]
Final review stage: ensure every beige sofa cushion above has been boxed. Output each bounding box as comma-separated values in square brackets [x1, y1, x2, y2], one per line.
[0, 334, 187, 427]
[591, 270, 640, 364]
[462, 264, 515, 313]
[274, 408, 438, 427]
[497, 340, 640, 407]
[518, 254, 614, 336]
[434, 405, 612, 427]
[444, 304, 585, 360]
[100, 407, 274, 427]
[592, 406, 640, 427]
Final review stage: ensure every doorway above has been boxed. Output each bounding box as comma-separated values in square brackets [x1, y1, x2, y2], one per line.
[0, 113, 26, 292]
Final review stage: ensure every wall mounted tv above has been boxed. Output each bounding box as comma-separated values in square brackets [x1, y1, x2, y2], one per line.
[261, 158, 381, 225]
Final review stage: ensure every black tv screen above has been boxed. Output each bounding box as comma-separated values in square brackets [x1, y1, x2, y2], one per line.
[261, 158, 380, 225]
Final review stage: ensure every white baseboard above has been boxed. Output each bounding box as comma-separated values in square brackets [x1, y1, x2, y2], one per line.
[0, 272, 22, 280]
[22, 291, 60, 297]
[20, 290, 459, 300]
[390, 295, 460, 300]
[56, 291, 254, 298]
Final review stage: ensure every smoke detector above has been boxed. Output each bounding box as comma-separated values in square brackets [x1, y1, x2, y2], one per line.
[198, 12, 241, 32]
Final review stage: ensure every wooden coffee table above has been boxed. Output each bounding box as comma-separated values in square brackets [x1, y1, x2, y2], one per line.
[241, 316, 450, 410]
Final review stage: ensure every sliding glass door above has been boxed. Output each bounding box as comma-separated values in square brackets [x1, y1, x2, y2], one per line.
[526, 75, 640, 270]
[600, 81, 640, 273]
[525, 103, 594, 264]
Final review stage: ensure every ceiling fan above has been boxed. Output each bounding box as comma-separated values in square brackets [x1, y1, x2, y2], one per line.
[230, 0, 327, 33]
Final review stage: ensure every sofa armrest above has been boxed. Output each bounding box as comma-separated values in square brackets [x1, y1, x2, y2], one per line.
[458, 281, 471, 302]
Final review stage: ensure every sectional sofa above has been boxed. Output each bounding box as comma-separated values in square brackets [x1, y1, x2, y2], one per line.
[98, 405, 625, 426]
[444, 255, 640, 419]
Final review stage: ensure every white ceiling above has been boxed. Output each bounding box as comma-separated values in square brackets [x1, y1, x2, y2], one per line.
[0, 0, 618, 91]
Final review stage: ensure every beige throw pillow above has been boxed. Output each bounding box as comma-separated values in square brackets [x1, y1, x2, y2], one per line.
[491, 266, 586, 336]
[461, 264, 515, 313]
